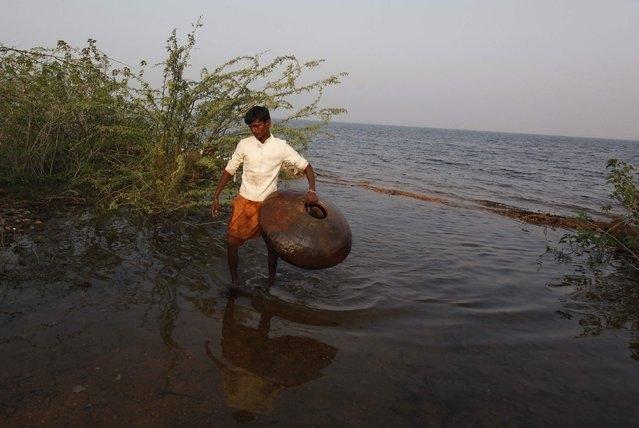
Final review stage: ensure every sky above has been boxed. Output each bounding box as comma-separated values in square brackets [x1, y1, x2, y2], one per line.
[2, 0, 638, 141]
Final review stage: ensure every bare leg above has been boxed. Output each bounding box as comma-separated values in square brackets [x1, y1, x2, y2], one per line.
[267, 245, 278, 287]
[227, 236, 243, 288]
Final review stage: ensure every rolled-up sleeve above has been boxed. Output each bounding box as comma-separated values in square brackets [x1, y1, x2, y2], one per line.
[282, 142, 309, 171]
[224, 142, 244, 175]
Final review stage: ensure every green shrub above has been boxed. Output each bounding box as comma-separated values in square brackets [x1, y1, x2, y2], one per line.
[0, 39, 147, 187]
[0, 20, 346, 213]
[550, 158, 639, 270]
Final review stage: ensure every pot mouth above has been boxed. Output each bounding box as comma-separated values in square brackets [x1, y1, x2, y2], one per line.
[305, 203, 327, 219]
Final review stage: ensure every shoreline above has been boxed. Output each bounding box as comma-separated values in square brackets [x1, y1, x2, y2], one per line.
[315, 175, 610, 232]
[0, 176, 611, 250]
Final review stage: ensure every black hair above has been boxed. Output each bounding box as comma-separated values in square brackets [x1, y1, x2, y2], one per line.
[244, 105, 270, 125]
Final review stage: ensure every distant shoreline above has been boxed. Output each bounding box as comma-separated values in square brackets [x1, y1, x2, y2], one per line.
[280, 118, 639, 143]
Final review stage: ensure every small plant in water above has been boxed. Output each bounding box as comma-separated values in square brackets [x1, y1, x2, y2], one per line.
[548, 158, 639, 271]
[545, 158, 639, 361]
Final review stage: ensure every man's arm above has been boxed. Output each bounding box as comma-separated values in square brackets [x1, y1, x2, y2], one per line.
[213, 140, 244, 217]
[211, 170, 234, 217]
[303, 164, 318, 204]
[280, 141, 316, 203]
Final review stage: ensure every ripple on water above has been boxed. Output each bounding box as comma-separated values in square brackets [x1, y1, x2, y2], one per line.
[2, 161, 639, 424]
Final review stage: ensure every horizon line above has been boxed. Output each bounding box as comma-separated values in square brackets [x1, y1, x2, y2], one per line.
[276, 117, 639, 143]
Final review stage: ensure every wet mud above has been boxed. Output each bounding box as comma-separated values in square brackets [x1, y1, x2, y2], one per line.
[0, 193, 85, 247]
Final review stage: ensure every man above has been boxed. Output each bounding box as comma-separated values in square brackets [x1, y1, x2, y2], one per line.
[211, 106, 318, 290]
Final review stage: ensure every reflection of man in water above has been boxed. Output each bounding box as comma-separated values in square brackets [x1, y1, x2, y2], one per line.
[205, 296, 337, 416]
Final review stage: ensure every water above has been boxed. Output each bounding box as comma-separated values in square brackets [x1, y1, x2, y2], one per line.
[1, 124, 638, 425]
[309, 123, 639, 217]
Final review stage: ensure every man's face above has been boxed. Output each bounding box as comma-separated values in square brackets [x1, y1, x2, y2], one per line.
[249, 119, 271, 141]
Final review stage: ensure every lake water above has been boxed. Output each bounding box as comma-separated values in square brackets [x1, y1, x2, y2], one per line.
[1, 123, 638, 425]
[309, 122, 639, 218]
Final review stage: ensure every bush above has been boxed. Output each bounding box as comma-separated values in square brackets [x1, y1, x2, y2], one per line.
[549, 158, 639, 270]
[0, 20, 346, 213]
[0, 39, 147, 187]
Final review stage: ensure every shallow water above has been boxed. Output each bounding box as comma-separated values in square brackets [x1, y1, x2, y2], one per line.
[2, 125, 639, 425]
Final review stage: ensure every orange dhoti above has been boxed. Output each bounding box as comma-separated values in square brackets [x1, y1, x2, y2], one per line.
[227, 195, 263, 242]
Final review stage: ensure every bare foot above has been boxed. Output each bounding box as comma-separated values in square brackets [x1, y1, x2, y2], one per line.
[221, 278, 240, 298]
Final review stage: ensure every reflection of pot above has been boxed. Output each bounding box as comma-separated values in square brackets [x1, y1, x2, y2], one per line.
[206, 297, 338, 415]
[260, 190, 352, 269]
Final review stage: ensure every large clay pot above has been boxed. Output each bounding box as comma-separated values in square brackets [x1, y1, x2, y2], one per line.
[259, 190, 352, 269]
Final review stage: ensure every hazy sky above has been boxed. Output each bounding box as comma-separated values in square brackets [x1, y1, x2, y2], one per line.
[2, 0, 638, 140]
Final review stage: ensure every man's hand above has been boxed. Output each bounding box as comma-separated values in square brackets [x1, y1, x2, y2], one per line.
[302, 164, 318, 204]
[211, 196, 221, 217]
[211, 170, 233, 218]
[305, 190, 318, 204]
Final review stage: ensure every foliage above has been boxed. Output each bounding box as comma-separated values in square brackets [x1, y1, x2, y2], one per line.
[543, 159, 639, 360]
[0, 20, 346, 213]
[0, 39, 147, 187]
[549, 267, 639, 361]
[547, 158, 639, 270]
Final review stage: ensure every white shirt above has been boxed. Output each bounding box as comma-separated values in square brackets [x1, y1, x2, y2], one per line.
[224, 134, 309, 202]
